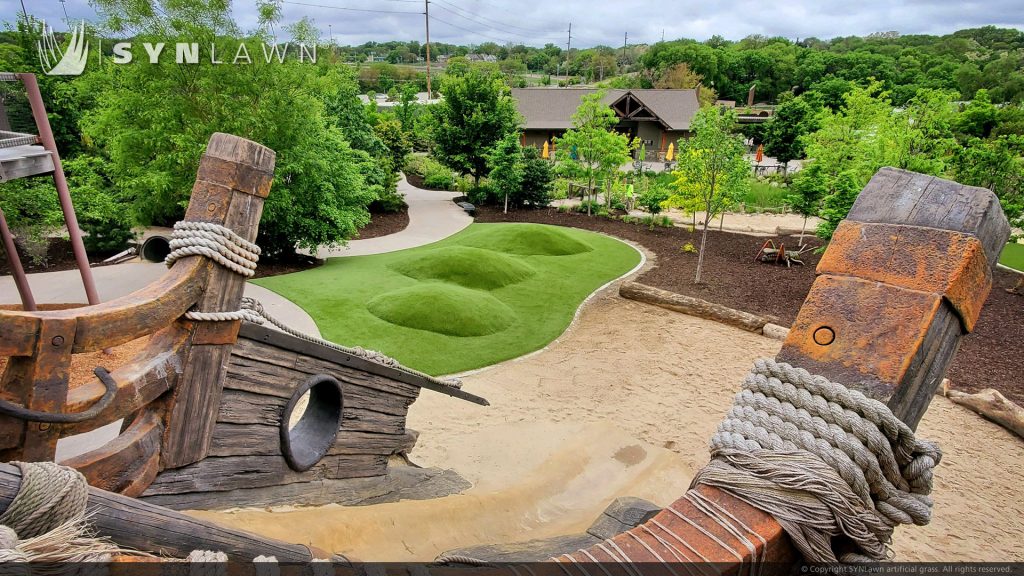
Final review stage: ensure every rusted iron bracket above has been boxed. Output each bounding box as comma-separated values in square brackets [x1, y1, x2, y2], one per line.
[819, 221, 992, 332]
[0, 367, 116, 423]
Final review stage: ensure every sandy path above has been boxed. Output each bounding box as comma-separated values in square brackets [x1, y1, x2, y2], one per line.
[196, 292, 1024, 561]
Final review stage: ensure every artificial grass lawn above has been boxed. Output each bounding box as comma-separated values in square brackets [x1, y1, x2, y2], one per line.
[1000, 242, 1024, 272]
[254, 223, 641, 375]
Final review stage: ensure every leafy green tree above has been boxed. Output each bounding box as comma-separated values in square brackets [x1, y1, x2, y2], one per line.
[374, 116, 412, 173]
[667, 107, 750, 283]
[636, 181, 671, 229]
[762, 95, 820, 171]
[430, 65, 520, 184]
[955, 89, 998, 138]
[487, 132, 524, 213]
[554, 91, 634, 215]
[82, 0, 377, 258]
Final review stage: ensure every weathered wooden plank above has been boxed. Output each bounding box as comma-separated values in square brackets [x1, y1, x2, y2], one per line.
[0, 462, 322, 561]
[218, 384, 413, 428]
[237, 324, 487, 405]
[61, 409, 163, 496]
[846, 167, 1011, 268]
[139, 466, 470, 511]
[161, 134, 275, 469]
[218, 388, 289, 425]
[232, 335, 422, 399]
[142, 453, 387, 495]
[209, 421, 416, 457]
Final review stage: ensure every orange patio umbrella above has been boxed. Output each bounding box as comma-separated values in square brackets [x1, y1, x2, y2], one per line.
[665, 142, 675, 162]
[755, 144, 764, 164]
[542, 141, 550, 159]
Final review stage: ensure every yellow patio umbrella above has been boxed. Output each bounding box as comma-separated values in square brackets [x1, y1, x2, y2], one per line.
[665, 142, 675, 162]
[542, 141, 550, 159]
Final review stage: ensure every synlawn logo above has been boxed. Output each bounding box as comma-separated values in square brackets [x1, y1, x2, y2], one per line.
[37, 21, 88, 76]
[36, 20, 318, 77]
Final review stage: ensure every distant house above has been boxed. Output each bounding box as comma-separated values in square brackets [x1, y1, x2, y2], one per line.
[511, 88, 701, 161]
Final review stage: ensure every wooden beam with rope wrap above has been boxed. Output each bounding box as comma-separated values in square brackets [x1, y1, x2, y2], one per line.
[544, 167, 1011, 570]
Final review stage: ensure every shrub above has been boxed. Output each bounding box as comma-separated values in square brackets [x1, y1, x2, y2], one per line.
[422, 159, 457, 189]
[516, 147, 553, 208]
[467, 184, 496, 205]
[681, 242, 697, 253]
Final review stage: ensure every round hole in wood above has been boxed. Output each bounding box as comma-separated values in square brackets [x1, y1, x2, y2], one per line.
[281, 374, 344, 472]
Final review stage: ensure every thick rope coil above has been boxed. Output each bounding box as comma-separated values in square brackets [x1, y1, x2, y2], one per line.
[693, 358, 941, 564]
[240, 297, 463, 390]
[0, 462, 132, 566]
[165, 221, 261, 277]
[434, 553, 494, 566]
[0, 462, 89, 539]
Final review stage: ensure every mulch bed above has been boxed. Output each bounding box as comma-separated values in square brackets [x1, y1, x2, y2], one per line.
[357, 208, 410, 240]
[0, 237, 120, 276]
[475, 205, 1024, 404]
[404, 171, 451, 191]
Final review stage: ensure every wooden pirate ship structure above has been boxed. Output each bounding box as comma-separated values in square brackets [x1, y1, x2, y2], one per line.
[0, 128, 1012, 568]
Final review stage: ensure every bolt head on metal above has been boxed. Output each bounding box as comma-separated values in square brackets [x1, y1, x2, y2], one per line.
[51, 335, 65, 347]
[813, 326, 835, 346]
[207, 202, 218, 212]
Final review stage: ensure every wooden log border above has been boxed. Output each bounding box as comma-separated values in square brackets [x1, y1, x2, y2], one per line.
[619, 281, 774, 334]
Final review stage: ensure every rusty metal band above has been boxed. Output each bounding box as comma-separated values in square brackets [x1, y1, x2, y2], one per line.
[817, 221, 992, 332]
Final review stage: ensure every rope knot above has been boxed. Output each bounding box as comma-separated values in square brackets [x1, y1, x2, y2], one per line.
[694, 358, 942, 563]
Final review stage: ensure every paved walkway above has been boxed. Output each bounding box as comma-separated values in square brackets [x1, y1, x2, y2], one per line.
[551, 196, 820, 237]
[312, 174, 472, 258]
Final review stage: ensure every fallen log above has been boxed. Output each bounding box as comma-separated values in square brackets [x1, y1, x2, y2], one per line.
[947, 388, 1024, 440]
[619, 281, 772, 333]
[0, 462, 331, 562]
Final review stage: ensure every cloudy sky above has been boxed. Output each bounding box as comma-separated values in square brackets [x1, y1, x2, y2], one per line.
[4, 0, 1023, 47]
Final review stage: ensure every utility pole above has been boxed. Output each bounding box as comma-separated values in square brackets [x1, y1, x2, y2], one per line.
[424, 0, 432, 97]
[622, 32, 628, 63]
[59, 0, 70, 28]
[565, 22, 572, 84]
[328, 23, 333, 45]
[19, 0, 29, 24]
[661, 29, 665, 43]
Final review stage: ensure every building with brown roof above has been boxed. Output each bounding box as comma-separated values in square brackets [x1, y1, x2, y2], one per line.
[511, 88, 701, 161]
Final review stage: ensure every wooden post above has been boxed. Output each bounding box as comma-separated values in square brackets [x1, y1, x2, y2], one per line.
[556, 168, 1011, 569]
[160, 133, 275, 469]
[0, 462, 327, 562]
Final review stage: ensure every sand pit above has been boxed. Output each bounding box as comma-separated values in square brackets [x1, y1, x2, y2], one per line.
[194, 292, 1024, 562]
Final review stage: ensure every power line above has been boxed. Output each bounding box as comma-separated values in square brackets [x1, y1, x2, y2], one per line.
[428, 14, 515, 45]
[278, 1, 422, 15]
[430, 1, 561, 42]
[432, 0, 559, 37]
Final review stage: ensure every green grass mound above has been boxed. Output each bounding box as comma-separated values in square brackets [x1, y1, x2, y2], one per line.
[367, 283, 517, 337]
[1001, 242, 1024, 272]
[388, 246, 537, 290]
[459, 223, 593, 256]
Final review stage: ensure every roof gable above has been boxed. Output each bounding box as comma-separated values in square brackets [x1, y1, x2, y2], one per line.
[511, 88, 699, 131]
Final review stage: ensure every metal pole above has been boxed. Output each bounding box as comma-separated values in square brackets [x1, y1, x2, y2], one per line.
[19, 73, 101, 306]
[0, 207, 36, 311]
[565, 22, 571, 84]
[424, 0, 432, 97]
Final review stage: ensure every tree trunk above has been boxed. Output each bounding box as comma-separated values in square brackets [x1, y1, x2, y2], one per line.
[504, 193, 509, 214]
[695, 216, 711, 284]
[798, 216, 808, 247]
